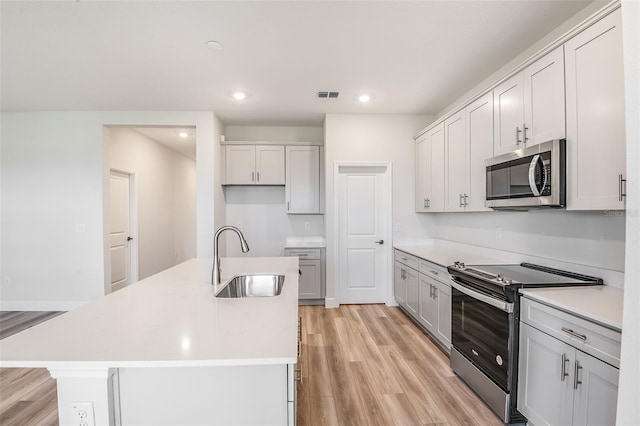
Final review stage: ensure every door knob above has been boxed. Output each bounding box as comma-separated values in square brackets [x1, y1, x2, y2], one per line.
[127, 236, 133, 241]
[374, 240, 384, 245]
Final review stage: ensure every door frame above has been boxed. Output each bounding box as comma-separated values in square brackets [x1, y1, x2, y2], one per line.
[333, 162, 393, 306]
[107, 168, 139, 293]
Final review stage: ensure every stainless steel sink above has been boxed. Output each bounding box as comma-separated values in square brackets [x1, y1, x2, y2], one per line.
[215, 274, 285, 298]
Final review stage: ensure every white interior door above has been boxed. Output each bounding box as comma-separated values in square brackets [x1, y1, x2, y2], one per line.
[110, 170, 132, 292]
[337, 165, 390, 304]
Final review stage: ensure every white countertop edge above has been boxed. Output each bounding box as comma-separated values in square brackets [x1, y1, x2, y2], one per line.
[0, 356, 298, 370]
[520, 288, 623, 332]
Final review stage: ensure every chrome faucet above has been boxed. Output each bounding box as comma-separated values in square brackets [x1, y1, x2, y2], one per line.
[212, 225, 250, 285]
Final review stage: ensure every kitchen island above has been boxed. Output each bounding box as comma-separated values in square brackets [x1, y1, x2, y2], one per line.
[0, 257, 299, 425]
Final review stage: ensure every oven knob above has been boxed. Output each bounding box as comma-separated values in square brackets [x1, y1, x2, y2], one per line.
[504, 276, 513, 284]
[454, 261, 460, 268]
[459, 262, 465, 269]
[496, 274, 504, 282]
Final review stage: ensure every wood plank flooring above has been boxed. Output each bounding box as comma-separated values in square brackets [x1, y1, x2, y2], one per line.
[297, 305, 503, 426]
[0, 306, 501, 425]
[0, 311, 63, 426]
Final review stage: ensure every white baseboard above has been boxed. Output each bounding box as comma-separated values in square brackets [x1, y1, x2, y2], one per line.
[324, 297, 339, 308]
[0, 300, 87, 311]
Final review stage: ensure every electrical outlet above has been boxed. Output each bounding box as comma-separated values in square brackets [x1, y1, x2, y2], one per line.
[71, 402, 95, 426]
[304, 222, 311, 230]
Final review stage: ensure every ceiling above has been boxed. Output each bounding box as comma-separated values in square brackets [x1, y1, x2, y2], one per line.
[1, 1, 594, 126]
[133, 127, 197, 160]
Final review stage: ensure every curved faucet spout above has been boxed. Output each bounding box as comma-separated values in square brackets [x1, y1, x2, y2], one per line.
[212, 226, 250, 285]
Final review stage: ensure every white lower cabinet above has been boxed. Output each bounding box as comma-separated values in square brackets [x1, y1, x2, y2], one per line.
[518, 298, 620, 426]
[394, 250, 451, 351]
[285, 248, 325, 302]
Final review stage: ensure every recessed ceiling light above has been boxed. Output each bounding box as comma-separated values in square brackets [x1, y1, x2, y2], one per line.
[358, 94, 371, 103]
[206, 40, 224, 51]
[179, 132, 188, 138]
[233, 92, 247, 101]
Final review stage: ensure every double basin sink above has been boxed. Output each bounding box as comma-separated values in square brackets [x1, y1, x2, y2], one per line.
[215, 274, 285, 298]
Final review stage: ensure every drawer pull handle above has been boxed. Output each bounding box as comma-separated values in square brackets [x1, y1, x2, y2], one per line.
[430, 270, 439, 276]
[561, 353, 570, 382]
[561, 327, 587, 341]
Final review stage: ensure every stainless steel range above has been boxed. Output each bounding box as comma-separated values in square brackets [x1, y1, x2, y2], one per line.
[447, 262, 602, 424]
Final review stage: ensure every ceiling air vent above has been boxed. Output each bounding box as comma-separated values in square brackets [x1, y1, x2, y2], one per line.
[317, 91, 340, 99]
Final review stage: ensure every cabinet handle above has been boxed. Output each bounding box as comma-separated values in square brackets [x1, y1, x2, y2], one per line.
[516, 126, 522, 145]
[432, 286, 438, 299]
[252, 171, 255, 182]
[257, 171, 260, 182]
[424, 198, 427, 209]
[287, 201, 290, 211]
[459, 193, 464, 207]
[561, 353, 570, 382]
[619, 174, 627, 201]
[464, 193, 469, 206]
[523, 123, 529, 145]
[574, 361, 582, 390]
[429, 284, 434, 298]
[430, 270, 439, 276]
[426, 198, 431, 208]
[561, 327, 587, 341]
[295, 365, 303, 384]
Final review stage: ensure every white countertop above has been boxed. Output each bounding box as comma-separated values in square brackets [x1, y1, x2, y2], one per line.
[285, 236, 325, 248]
[520, 286, 624, 331]
[0, 257, 299, 368]
[394, 242, 508, 268]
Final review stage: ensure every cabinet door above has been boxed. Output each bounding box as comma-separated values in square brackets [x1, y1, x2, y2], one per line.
[565, 9, 626, 210]
[225, 145, 256, 184]
[418, 274, 436, 333]
[434, 280, 451, 350]
[465, 92, 494, 211]
[415, 134, 430, 212]
[572, 350, 619, 426]
[286, 146, 320, 213]
[444, 110, 467, 212]
[523, 46, 566, 146]
[494, 72, 525, 155]
[298, 260, 322, 299]
[518, 323, 574, 426]
[256, 145, 285, 185]
[405, 267, 419, 317]
[429, 124, 446, 212]
[394, 262, 406, 306]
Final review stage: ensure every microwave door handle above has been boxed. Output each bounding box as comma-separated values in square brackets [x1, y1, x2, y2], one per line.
[528, 154, 542, 196]
[451, 281, 514, 313]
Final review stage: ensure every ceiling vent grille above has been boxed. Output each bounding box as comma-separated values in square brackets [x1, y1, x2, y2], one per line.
[318, 91, 340, 99]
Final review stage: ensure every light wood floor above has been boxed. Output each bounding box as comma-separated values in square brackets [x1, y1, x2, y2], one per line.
[0, 306, 501, 425]
[0, 311, 63, 426]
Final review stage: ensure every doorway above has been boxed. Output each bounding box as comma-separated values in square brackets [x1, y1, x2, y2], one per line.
[109, 170, 137, 292]
[335, 163, 392, 304]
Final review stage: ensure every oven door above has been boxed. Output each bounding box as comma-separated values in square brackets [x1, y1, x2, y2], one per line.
[451, 281, 514, 391]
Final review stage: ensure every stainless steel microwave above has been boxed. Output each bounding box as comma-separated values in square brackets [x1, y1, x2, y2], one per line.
[485, 139, 566, 210]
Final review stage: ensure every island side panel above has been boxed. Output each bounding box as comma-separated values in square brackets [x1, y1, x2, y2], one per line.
[118, 364, 288, 425]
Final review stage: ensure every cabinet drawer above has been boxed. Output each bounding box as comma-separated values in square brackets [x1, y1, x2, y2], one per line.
[521, 297, 621, 368]
[394, 250, 418, 270]
[418, 259, 449, 283]
[285, 248, 320, 260]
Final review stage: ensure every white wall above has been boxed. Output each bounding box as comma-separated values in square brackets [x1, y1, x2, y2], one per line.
[222, 125, 325, 257]
[108, 128, 196, 280]
[0, 111, 217, 310]
[617, 1, 639, 423]
[324, 114, 433, 305]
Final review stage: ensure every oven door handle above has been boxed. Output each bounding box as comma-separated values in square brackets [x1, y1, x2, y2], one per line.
[451, 281, 514, 313]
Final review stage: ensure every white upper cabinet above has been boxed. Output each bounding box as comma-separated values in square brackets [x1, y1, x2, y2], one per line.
[466, 92, 494, 211]
[415, 123, 445, 212]
[494, 46, 565, 155]
[286, 146, 321, 214]
[444, 110, 467, 212]
[523, 46, 566, 145]
[255, 146, 286, 185]
[223, 145, 285, 185]
[494, 72, 525, 155]
[443, 92, 493, 212]
[565, 9, 626, 210]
